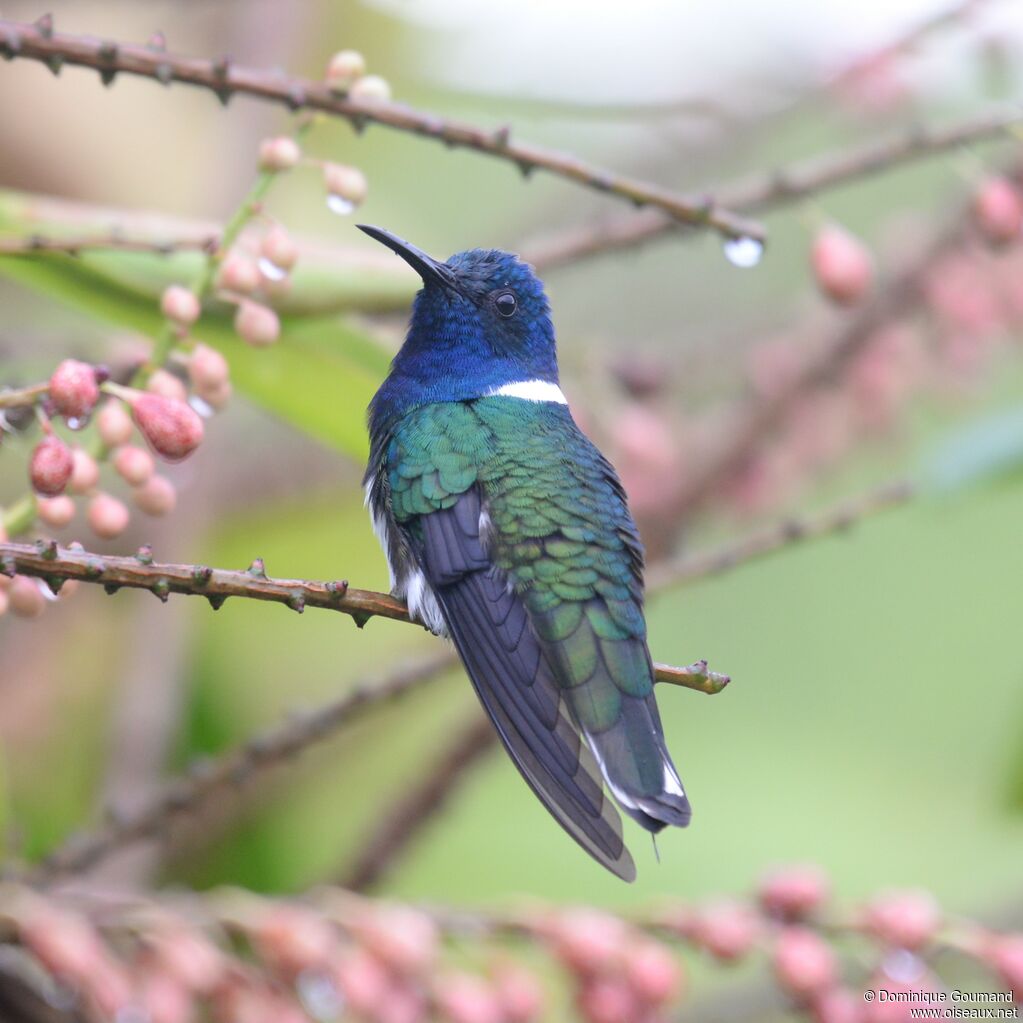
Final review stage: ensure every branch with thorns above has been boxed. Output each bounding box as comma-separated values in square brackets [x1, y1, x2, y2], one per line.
[0, 16, 763, 244]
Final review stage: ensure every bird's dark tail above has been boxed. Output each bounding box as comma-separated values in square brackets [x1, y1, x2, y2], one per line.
[582, 692, 691, 833]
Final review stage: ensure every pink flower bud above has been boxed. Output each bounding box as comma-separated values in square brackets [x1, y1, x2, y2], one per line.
[865, 891, 940, 950]
[258, 136, 302, 172]
[218, 253, 261, 294]
[333, 947, 390, 1018]
[200, 380, 233, 410]
[811, 226, 873, 306]
[349, 73, 391, 103]
[8, 575, 45, 618]
[772, 928, 837, 999]
[30, 435, 74, 495]
[988, 934, 1023, 998]
[150, 924, 226, 995]
[622, 938, 683, 1007]
[133, 475, 177, 517]
[260, 226, 299, 272]
[130, 393, 204, 461]
[356, 904, 438, 975]
[113, 444, 155, 486]
[323, 163, 368, 206]
[759, 865, 831, 920]
[146, 368, 189, 403]
[161, 284, 201, 327]
[88, 493, 130, 539]
[812, 986, 862, 1023]
[48, 359, 99, 420]
[97, 400, 134, 447]
[188, 343, 230, 394]
[37, 495, 76, 528]
[234, 300, 281, 347]
[490, 962, 544, 1023]
[575, 978, 639, 1023]
[0, 589, 9, 617]
[69, 448, 100, 494]
[326, 49, 366, 92]
[81, 957, 133, 1018]
[973, 177, 1023, 246]
[137, 968, 194, 1023]
[253, 905, 338, 977]
[547, 909, 628, 975]
[693, 901, 761, 962]
[434, 972, 503, 1023]
[20, 906, 106, 982]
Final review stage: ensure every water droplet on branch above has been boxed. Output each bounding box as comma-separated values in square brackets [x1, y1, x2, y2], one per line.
[723, 236, 764, 268]
[326, 193, 356, 216]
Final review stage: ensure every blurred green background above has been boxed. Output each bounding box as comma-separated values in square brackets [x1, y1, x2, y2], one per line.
[1, 0, 1022, 928]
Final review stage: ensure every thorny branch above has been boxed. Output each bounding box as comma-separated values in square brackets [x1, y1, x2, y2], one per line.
[525, 104, 1023, 268]
[0, 16, 763, 244]
[0, 540, 726, 693]
[0, 231, 217, 257]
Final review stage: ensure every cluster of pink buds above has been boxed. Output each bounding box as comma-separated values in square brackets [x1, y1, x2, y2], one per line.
[324, 47, 391, 103]
[544, 908, 683, 1023]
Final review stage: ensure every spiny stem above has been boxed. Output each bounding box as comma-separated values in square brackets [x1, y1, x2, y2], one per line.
[0, 18, 763, 244]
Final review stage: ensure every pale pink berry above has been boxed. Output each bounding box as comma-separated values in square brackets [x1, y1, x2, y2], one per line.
[69, 447, 100, 494]
[146, 368, 189, 403]
[253, 905, 338, 977]
[812, 986, 862, 1023]
[130, 393, 204, 462]
[200, 379, 232, 410]
[548, 909, 628, 975]
[575, 978, 639, 1023]
[988, 934, 1023, 997]
[20, 906, 106, 981]
[188, 343, 230, 394]
[37, 495, 76, 528]
[217, 253, 261, 294]
[8, 576, 45, 618]
[349, 73, 391, 103]
[356, 904, 438, 974]
[323, 163, 368, 206]
[773, 928, 837, 999]
[97, 400, 134, 447]
[973, 177, 1023, 246]
[693, 901, 761, 962]
[30, 435, 74, 496]
[258, 136, 301, 172]
[434, 972, 503, 1023]
[150, 925, 226, 995]
[260, 226, 299, 271]
[133, 475, 177, 517]
[161, 284, 201, 327]
[48, 359, 99, 420]
[759, 865, 831, 920]
[59, 579, 80, 599]
[333, 947, 390, 1018]
[865, 890, 940, 950]
[326, 49, 366, 92]
[811, 226, 873, 306]
[113, 444, 155, 486]
[137, 968, 194, 1023]
[0, 588, 9, 616]
[490, 962, 544, 1023]
[622, 938, 683, 1006]
[88, 493, 130, 539]
[377, 987, 427, 1023]
[234, 300, 281, 347]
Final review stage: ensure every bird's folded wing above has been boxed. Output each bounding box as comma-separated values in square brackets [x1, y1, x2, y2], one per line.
[409, 488, 635, 881]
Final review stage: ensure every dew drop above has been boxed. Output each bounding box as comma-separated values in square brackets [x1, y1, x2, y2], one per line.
[723, 235, 764, 268]
[37, 577, 59, 603]
[188, 395, 214, 419]
[297, 969, 345, 1022]
[257, 256, 287, 281]
[881, 948, 926, 985]
[65, 414, 90, 431]
[326, 192, 356, 216]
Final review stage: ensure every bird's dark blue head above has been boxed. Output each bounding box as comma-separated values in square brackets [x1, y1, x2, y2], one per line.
[359, 225, 559, 430]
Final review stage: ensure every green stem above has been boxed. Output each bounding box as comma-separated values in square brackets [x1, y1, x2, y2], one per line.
[1, 494, 36, 538]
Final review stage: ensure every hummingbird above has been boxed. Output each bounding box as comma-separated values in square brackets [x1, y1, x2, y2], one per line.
[359, 225, 690, 881]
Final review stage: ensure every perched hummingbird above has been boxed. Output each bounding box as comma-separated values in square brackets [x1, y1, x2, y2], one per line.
[359, 225, 690, 881]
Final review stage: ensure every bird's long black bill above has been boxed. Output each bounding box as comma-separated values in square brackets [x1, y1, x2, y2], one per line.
[357, 224, 457, 291]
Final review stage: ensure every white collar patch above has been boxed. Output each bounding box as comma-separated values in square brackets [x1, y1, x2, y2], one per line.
[486, 380, 568, 404]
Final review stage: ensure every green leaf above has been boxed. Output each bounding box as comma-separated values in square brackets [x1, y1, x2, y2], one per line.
[0, 253, 390, 460]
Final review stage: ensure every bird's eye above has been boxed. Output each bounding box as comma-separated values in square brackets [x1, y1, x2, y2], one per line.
[494, 291, 517, 317]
